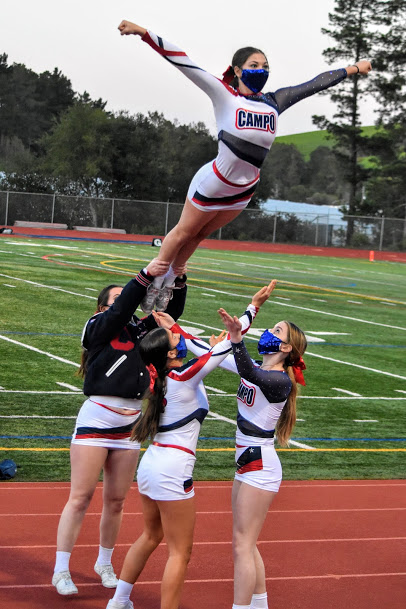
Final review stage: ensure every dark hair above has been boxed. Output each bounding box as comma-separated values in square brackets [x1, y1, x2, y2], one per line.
[77, 284, 123, 378]
[230, 46, 267, 89]
[276, 321, 307, 447]
[131, 327, 171, 443]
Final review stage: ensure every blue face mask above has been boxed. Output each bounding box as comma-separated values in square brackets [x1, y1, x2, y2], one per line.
[175, 335, 188, 359]
[240, 69, 269, 93]
[257, 329, 284, 355]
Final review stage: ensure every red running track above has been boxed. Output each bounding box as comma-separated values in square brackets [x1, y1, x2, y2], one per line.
[0, 480, 406, 609]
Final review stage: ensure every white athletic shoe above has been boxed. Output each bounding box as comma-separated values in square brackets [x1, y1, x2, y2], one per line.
[106, 599, 134, 609]
[94, 562, 119, 588]
[140, 285, 160, 314]
[52, 570, 78, 595]
[155, 286, 173, 312]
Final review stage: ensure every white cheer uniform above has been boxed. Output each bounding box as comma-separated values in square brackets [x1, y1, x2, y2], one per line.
[137, 304, 258, 500]
[141, 31, 347, 211]
[187, 332, 292, 492]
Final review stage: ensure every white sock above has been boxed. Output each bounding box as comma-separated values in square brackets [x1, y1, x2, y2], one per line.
[54, 550, 71, 574]
[232, 605, 251, 609]
[152, 275, 165, 289]
[251, 592, 268, 608]
[113, 579, 134, 603]
[97, 545, 114, 565]
[162, 266, 177, 287]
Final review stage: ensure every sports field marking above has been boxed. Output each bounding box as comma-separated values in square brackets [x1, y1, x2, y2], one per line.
[395, 390, 406, 394]
[354, 420, 378, 423]
[0, 415, 76, 419]
[306, 352, 406, 381]
[332, 388, 362, 396]
[197, 251, 406, 284]
[312, 298, 327, 302]
[0, 572, 405, 589]
[205, 386, 227, 394]
[3, 283, 16, 288]
[56, 382, 81, 391]
[347, 300, 362, 304]
[1, 536, 405, 546]
[380, 301, 396, 306]
[0, 272, 96, 299]
[0, 334, 78, 367]
[185, 287, 406, 331]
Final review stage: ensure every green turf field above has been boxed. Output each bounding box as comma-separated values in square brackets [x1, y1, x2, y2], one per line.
[0, 235, 405, 481]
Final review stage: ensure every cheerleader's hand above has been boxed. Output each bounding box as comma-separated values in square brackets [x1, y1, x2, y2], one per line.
[251, 280, 277, 308]
[146, 258, 170, 277]
[209, 330, 227, 347]
[218, 308, 242, 343]
[118, 20, 147, 37]
[153, 311, 176, 329]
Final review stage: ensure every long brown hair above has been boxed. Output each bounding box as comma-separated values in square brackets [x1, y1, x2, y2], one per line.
[131, 327, 171, 443]
[275, 321, 307, 447]
[77, 284, 122, 378]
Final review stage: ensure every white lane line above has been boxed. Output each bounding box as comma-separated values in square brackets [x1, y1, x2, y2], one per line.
[0, 415, 76, 419]
[306, 352, 406, 381]
[208, 411, 316, 450]
[0, 390, 81, 394]
[207, 395, 406, 400]
[56, 382, 81, 391]
[0, 273, 95, 299]
[205, 385, 227, 394]
[332, 388, 362, 396]
[183, 289, 406, 331]
[0, 572, 405, 588]
[0, 335, 78, 367]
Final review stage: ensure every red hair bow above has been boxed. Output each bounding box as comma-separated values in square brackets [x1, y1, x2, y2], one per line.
[222, 65, 235, 85]
[147, 363, 158, 392]
[292, 357, 306, 386]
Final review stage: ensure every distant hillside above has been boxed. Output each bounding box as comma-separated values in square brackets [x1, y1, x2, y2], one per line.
[276, 126, 376, 160]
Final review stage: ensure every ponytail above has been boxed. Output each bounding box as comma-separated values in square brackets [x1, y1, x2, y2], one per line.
[131, 328, 171, 443]
[275, 321, 307, 447]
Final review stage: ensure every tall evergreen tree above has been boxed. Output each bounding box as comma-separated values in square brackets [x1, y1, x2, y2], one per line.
[312, 0, 390, 244]
[365, 0, 406, 231]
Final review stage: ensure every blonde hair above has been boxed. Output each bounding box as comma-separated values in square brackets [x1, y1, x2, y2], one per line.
[275, 321, 307, 447]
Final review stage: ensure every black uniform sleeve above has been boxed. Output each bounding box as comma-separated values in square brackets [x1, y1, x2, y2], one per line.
[232, 340, 292, 402]
[83, 270, 152, 349]
[269, 68, 347, 115]
[165, 275, 187, 321]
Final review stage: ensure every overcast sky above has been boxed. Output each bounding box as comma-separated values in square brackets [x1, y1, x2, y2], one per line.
[2, 0, 376, 136]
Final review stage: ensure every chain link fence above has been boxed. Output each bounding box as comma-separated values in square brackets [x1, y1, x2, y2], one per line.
[1, 190, 405, 251]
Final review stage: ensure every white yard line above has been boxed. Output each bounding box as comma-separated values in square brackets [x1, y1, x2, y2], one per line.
[56, 382, 81, 391]
[183, 289, 406, 331]
[306, 352, 406, 380]
[0, 334, 78, 367]
[332, 388, 362, 396]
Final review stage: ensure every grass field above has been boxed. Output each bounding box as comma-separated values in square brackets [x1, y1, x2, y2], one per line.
[0, 235, 405, 482]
